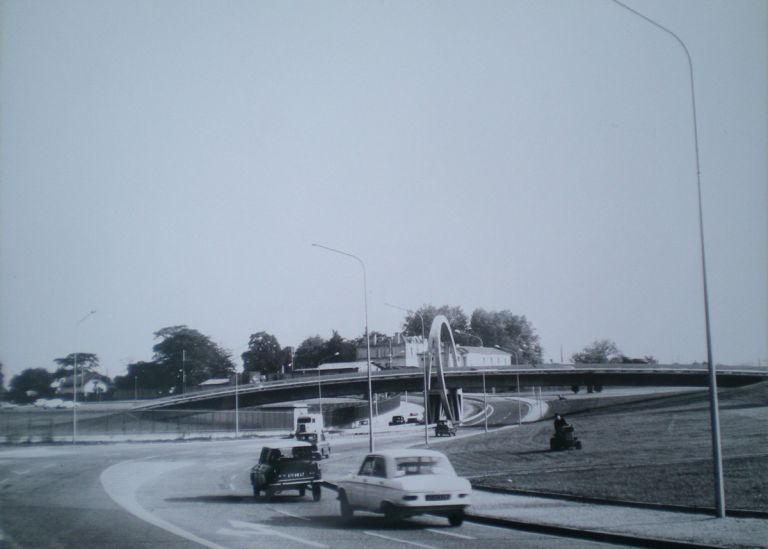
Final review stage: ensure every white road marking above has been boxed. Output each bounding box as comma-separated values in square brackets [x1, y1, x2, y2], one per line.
[363, 531, 437, 548]
[267, 507, 311, 520]
[426, 528, 476, 539]
[228, 520, 328, 547]
[12, 470, 30, 476]
[101, 460, 228, 549]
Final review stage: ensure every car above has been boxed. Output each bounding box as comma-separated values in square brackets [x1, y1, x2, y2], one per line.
[435, 419, 457, 437]
[250, 442, 323, 501]
[336, 449, 471, 526]
[406, 416, 421, 424]
[389, 415, 406, 426]
[307, 432, 331, 459]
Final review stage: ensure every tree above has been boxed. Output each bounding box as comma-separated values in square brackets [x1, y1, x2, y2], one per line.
[469, 309, 544, 364]
[323, 330, 357, 363]
[403, 304, 469, 337]
[572, 340, 622, 364]
[0, 361, 4, 396]
[9, 368, 55, 403]
[242, 332, 284, 376]
[294, 335, 325, 370]
[113, 361, 168, 392]
[152, 326, 235, 391]
[53, 353, 100, 378]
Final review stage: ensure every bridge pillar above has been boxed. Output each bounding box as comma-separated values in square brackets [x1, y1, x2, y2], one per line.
[427, 388, 463, 423]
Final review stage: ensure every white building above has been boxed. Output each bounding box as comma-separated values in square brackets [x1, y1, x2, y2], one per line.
[456, 345, 512, 367]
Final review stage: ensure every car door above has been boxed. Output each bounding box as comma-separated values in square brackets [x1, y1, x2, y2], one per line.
[345, 456, 376, 507]
[362, 456, 389, 509]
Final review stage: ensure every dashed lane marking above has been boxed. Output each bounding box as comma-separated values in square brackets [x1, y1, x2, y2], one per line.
[227, 519, 328, 547]
[425, 528, 476, 539]
[267, 507, 311, 521]
[363, 531, 437, 548]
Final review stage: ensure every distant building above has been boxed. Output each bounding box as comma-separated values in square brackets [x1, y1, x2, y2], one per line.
[354, 333, 513, 369]
[355, 333, 428, 369]
[456, 345, 512, 367]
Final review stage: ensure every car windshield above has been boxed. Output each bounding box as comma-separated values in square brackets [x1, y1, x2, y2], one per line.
[395, 455, 454, 476]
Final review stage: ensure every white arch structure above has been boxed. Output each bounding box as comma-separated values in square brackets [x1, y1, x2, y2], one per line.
[426, 315, 461, 422]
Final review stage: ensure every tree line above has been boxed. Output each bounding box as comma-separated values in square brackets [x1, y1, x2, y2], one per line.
[0, 304, 655, 403]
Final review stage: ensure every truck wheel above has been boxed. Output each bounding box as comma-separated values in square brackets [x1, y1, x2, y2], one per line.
[265, 487, 274, 501]
[299, 487, 306, 497]
[339, 491, 353, 519]
[312, 484, 322, 501]
[253, 486, 260, 499]
[448, 511, 464, 527]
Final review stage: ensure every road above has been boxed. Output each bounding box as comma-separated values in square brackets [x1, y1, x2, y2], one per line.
[2, 399, 621, 549]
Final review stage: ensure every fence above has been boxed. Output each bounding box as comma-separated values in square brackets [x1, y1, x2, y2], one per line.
[0, 395, 403, 442]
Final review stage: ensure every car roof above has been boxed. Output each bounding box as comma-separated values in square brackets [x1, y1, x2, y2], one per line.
[366, 448, 448, 459]
[264, 441, 312, 449]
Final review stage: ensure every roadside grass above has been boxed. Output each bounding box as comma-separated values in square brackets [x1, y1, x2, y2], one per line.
[444, 382, 768, 511]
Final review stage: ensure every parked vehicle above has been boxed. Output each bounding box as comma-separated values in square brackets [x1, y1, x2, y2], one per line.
[307, 432, 331, 459]
[389, 415, 405, 426]
[435, 419, 457, 437]
[336, 449, 471, 526]
[406, 416, 421, 424]
[250, 442, 322, 501]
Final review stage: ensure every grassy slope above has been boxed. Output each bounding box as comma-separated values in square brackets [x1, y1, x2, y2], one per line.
[443, 383, 768, 511]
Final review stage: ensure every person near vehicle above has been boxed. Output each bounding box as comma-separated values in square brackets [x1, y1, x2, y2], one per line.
[554, 414, 568, 433]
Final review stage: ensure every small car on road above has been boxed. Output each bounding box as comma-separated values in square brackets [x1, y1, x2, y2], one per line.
[435, 419, 457, 437]
[389, 415, 406, 426]
[250, 442, 322, 501]
[336, 449, 471, 526]
[307, 432, 331, 459]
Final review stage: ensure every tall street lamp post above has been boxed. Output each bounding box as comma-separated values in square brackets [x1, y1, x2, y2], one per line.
[318, 352, 340, 421]
[384, 302, 429, 446]
[73, 309, 97, 444]
[610, 0, 724, 518]
[312, 243, 374, 452]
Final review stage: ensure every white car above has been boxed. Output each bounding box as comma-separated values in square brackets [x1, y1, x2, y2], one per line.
[336, 449, 471, 526]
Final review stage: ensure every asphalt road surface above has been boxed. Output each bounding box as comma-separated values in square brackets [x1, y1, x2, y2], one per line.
[2, 400, 621, 549]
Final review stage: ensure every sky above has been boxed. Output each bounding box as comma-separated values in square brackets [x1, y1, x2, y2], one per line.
[1, 0, 766, 383]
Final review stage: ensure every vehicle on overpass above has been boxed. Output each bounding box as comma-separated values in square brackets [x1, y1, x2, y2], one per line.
[336, 449, 471, 526]
[250, 442, 322, 501]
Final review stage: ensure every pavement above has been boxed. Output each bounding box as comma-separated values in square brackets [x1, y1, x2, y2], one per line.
[3, 395, 766, 548]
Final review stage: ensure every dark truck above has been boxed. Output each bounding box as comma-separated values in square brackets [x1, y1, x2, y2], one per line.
[250, 442, 322, 500]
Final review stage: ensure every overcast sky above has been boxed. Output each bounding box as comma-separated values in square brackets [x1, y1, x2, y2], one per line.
[1, 0, 766, 382]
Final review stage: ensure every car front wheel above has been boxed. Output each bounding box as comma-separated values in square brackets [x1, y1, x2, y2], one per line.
[339, 490, 353, 519]
[448, 511, 464, 527]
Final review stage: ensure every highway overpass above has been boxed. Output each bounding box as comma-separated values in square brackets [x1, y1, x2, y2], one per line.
[134, 364, 768, 411]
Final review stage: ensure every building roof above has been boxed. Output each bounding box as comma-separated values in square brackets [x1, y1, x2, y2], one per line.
[456, 346, 511, 356]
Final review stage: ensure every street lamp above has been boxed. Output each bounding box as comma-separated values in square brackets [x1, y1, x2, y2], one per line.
[610, 0, 724, 518]
[494, 344, 523, 425]
[73, 309, 97, 444]
[318, 352, 340, 420]
[312, 243, 374, 452]
[384, 302, 428, 447]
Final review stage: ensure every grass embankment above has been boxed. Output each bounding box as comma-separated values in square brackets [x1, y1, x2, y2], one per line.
[444, 383, 768, 511]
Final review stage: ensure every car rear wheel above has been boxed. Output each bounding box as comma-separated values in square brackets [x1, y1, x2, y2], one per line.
[448, 511, 464, 527]
[312, 484, 322, 501]
[339, 491, 353, 519]
[252, 486, 260, 499]
[299, 487, 306, 497]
